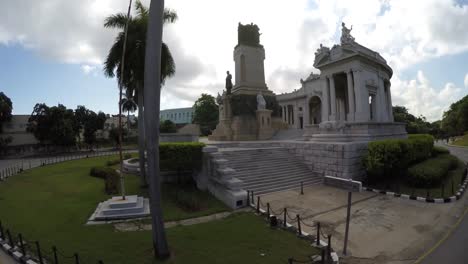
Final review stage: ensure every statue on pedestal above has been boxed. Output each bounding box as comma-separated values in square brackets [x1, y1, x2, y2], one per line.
[340, 22, 355, 44]
[225, 71, 233, 95]
[256, 92, 266, 110]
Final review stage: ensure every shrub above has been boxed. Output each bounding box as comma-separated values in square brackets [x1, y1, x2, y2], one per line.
[160, 120, 177, 133]
[90, 166, 120, 194]
[106, 159, 120, 166]
[432, 146, 450, 156]
[173, 189, 201, 211]
[407, 154, 459, 188]
[123, 153, 132, 160]
[363, 134, 434, 180]
[159, 142, 205, 172]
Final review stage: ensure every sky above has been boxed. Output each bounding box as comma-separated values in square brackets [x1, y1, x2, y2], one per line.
[0, 0, 467, 121]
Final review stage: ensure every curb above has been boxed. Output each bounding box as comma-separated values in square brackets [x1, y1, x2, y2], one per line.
[249, 204, 339, 264]
[363, 175, 468, 204]
[0, 237, 37, 264]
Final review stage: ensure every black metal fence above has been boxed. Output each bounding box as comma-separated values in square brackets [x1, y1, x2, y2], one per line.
[0, 150, 133, 182]
[0, 220, 104, 264]
[247, 190, 335, 264]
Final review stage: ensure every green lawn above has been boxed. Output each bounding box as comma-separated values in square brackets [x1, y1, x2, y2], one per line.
[453, 134, 468, 147]
[0, 156, 317, 263]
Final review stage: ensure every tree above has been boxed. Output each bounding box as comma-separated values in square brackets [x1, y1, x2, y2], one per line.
[0, 92, 13, 152]
[143, 0, 170, 258]
[193, 94, 219, 136]
[83, 111, 107, 147]
[108, 127, 128, 147]
[27, 104, 76, 146]
[160, 120, 176, 133]
[104, 0, 177, 186]
[441, 95, 468, 136]
[121, 90, 137, 128]
[392, 106, 431, 134]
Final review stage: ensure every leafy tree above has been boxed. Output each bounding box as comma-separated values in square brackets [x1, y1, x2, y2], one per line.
[441, 95, 468, 136]
[193, 94, 219, 136]
[28, 104, 76, 146]
[108, 127, 128, 147]
[160, 120, 176, 133]
[121, 90, 137, 128]
[393, 106, 431, 134]
[83, 111, 107, 147]
[0, 92, 13, 133]
[104, 0, 177, 186]
[0, 92, 13, 151]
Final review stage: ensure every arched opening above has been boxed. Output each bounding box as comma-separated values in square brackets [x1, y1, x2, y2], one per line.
[309, 96, 322, 124]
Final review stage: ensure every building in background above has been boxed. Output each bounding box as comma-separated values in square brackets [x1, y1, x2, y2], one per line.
[160, 107, 194, 125]
[1, 115, 38, 147]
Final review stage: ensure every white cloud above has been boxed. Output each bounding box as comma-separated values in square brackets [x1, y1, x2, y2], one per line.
[81, 64, 97, 75]
[391, 71, 464, 121]
[1, 0, 467, 114]
[464, 73, 468, 88]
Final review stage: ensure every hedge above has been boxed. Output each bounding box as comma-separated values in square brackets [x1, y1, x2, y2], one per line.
[89, 166, 119, 194]
[159, 142, 205, 172]
[407, 154, 459, 188]
[432, 146, 450, 156]
[363, 134, 434, 179]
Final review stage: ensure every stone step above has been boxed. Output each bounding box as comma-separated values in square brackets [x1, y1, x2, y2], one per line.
[231, 162, 309, 171]
[220, 154, 293, 161]
[246, 179, 322, 195]
[241, 173, 321, 188]
[234, 168, 312, 180]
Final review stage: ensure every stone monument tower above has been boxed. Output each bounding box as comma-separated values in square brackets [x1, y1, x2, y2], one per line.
[209, 23, 278, 141]
[232, 23, 272, 96]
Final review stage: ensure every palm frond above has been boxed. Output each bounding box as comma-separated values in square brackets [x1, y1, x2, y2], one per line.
[104, 13, 130, 29]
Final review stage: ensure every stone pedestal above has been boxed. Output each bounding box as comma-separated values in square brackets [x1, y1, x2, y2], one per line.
[256, 109, 274, 140]
[89, 195, 150, 221]
[209, 96, 233, 141]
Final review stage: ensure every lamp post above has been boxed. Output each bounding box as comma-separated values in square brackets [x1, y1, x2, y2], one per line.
[343, 178, 353, 256]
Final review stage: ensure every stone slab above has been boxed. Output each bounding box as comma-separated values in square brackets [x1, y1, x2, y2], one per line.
[324, 175, 362, 192]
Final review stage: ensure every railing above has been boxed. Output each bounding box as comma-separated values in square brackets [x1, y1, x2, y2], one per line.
[247, 190, 335, 264]
[0, 220, 104, 264]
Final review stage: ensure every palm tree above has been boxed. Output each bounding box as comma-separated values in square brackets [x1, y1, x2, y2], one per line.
[144, 0, 170, 258]
[120, 90, 137, 129]
[103, 0, 177, 186]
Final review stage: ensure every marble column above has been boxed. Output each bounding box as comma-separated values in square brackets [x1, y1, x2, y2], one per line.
[387, 82, 394, 121]
[376, 77, 385, 122]
[353, 70, 370, 122]
[346, 70, 355, 121]
[322, 78, 330, 122]
[329, 75, 337, 121]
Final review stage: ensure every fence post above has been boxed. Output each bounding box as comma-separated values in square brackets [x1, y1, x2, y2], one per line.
[441, 184, 445, 198]
[296, 215, 301, 236]
[256, 196, 260, 214]
[246, 190, 250, 206]
[0, 221, 4, 240]
[452, 180, 455, 195]
[316, 222, 321, 246]
[251, 191, 254, 204]
[35, 241, 44, 264]
[18, 233, 26, 255]
[283, 208, 287, 227]
[426, 190, 430, 199]
[267, 203, 270, 218]
[98, 261, 104, 264]
[53, 246, 59, 264]
[300, 181, 304, 195]
[321, 248, 325, 264]
[74, 253, 80, 264]
[327, 234, 331, 259]
[6, 229, 13, 246]
[288, 258, 293, 264]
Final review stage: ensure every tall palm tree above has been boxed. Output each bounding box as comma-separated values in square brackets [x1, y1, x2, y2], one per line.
[104, 0, 177, 186]
[144, 0, 169, 258]
[121, 90, 137, 129]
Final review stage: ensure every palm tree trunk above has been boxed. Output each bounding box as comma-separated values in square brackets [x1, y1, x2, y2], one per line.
[144, 0, 170, 259]
[137, 85, 147, 186]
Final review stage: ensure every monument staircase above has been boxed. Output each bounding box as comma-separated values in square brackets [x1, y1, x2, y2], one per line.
[218, 147, 322, 195]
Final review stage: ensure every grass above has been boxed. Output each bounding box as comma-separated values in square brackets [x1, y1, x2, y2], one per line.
[365, 155, 466, 198]
[452, 134, 468, 147]
[0, 155, 317, 263]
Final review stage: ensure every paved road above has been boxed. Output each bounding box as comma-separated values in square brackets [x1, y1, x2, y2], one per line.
[421, 142, 468, 264]
[0, 249, 16, 264]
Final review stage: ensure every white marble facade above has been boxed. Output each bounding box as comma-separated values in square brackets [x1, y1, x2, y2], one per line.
[277, 23, 402, 142]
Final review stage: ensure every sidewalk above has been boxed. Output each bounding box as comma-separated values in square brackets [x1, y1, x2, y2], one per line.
[259, 184, 468, 264]
[0, 249, 16, 264]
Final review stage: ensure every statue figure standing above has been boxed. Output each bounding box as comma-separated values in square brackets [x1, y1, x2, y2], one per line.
[340, 22, 355, 44]
[256, 92, 266, 110]
[225, 71, 233, 95]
